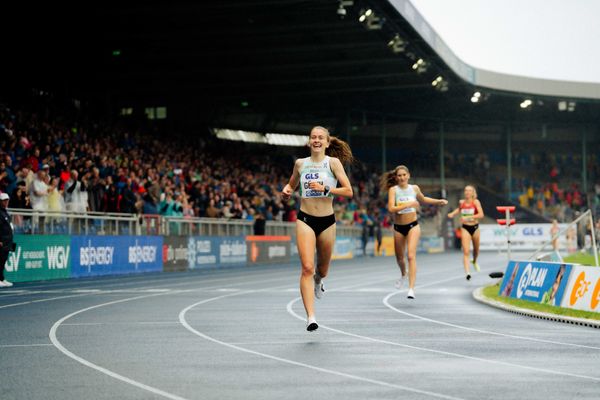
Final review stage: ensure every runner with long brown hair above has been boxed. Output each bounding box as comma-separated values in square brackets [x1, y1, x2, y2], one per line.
[380, 165, 447, 299]
[281, 126, 353, 331]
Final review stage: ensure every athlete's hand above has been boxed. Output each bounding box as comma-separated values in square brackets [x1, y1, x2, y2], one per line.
[281, 184, 293, 201]
[438, 199, 448, 206]
[308, 181, 324, 192]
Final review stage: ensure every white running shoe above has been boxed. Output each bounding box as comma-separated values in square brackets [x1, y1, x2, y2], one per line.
[407, 288, 415, 299]
[0, 280, 12, 288]
[314, 274, 324, 300]
[394, 276, 406, 290]
[306, 316, 319, 332]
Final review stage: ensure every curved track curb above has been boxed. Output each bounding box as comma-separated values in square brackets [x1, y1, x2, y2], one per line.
[473, 287, 600, 329]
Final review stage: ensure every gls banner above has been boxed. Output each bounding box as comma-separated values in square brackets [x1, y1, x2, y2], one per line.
[560, 265, 600, 312]
[4, 235, 71, 283]
[71, 236, 162, 277]
[479, 223, 568, 251]
[499, 260, 572, 305]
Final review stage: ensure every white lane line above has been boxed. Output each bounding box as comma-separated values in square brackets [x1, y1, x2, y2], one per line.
[179, 288, 466, 400]
[383, 291, 600, 351]
[62, 321, 180, 326]
[0, 294, 92, 309]
[0, 343, 54, 348]
[45, 268, 392, 400]
[34, 256, 380, 294]
[0, 269, 297, 310]
[50, 291, 190, 400]
[287, 277, 600, 382]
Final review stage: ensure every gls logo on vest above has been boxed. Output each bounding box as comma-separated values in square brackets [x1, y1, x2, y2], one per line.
[516, 263, 548, 298]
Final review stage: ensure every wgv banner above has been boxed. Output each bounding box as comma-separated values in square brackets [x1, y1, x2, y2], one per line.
[71, 236, 162, 277]
[479, 223, 568, 251]
[560, 265, 600, 312]
[499, 260, 572, 306]
[4, 235, 71, 283]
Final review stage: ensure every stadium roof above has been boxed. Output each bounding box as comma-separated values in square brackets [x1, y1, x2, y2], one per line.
[6, 1, 600, 132]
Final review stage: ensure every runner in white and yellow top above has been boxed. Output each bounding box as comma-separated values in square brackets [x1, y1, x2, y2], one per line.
[380, 165, 448, 299]
[282, 126, 353, 332]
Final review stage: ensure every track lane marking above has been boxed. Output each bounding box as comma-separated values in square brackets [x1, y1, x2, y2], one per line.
[286, 276, 600, 382]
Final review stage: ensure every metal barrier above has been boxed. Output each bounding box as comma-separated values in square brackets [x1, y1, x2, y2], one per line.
[8, 209, 364, 238]
[161, 216, 364, 238]
[9, 208, 139, 236]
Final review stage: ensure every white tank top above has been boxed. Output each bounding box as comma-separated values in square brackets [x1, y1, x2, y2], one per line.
[394, 185, 417, 214]
[299, 156, 337, 199]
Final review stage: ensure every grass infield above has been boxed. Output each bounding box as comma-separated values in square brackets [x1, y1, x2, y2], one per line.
[482, 283, 600, 321]
[563, 252, 600, 266]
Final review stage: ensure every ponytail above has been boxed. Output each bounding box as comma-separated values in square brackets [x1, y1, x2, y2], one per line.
[326, 136, 354, 165]
[380, 165, 410, 192]
[379, 170, 397, 192]
[311, 126, 354, 165]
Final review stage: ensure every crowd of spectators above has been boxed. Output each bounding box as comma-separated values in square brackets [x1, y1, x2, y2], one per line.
[0, 101, 397, 227]
[5, 96, 596, 228]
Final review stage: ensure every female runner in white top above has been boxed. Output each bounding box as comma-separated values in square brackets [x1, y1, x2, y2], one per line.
[380, 165, 447, 299]
[281, 126, 353, 331]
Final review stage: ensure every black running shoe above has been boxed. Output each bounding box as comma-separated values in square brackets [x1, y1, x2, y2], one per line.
[306, 317, 319, 332]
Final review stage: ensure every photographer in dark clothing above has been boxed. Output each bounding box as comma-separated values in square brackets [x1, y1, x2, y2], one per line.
[0, 193, 14, 287]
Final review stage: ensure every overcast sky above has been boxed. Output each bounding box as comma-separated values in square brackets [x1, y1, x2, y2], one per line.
[410, 0, 600, 84]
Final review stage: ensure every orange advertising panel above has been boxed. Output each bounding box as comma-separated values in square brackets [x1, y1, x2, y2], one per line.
[560, 266, 600, 312]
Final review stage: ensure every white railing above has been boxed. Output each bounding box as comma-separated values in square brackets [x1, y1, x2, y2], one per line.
[7, 209, 365, 238]
[9, 208, 139, 236]
[160, 216, 364, 237]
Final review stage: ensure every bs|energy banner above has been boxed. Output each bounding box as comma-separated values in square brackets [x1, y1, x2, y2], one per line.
[71, 236, 162, 277]
[560, 265, 600, 312]
[499, 260, 572, 306]
[246, 236, 291, 265]
[4, 235, 71, 283]
[163, 236, 189, 272]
